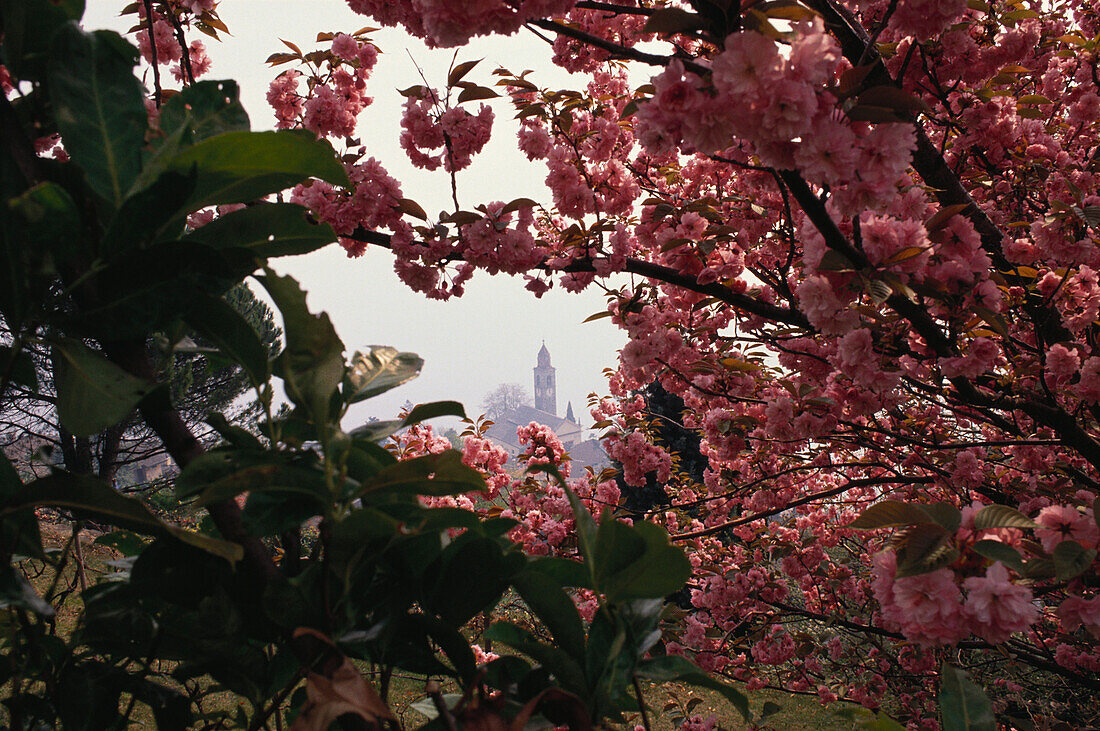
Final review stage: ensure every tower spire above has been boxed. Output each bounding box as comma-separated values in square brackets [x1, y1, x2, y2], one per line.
[533, 342, 557, 415]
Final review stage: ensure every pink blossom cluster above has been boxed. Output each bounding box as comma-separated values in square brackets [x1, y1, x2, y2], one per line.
[400, 89, 494, 172]
[344, 0, 576, 47]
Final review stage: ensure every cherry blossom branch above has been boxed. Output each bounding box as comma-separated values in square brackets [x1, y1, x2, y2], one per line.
[343, 226, 811, 327]
[526, 18, 675, 68]
[670, 474, 934, 541]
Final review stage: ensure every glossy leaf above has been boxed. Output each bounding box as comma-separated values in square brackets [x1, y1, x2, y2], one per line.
[972, 505, 1037, 530]
[971, 540, 1024, 572]
[1053, 540, 1097, 580]
[938, 663, 995, 731]
[345, 346, 424, 404]
[256, 270, 345, 418]
[849, 500, 934, 529]
[180, 202, 337, 258]
[166, 130, 350, 209]
[356, 450, 486, 499]
[513, 569, 587, 662]
[157, 79, 250, 147]
[53, 340, 153, 437]
[48, 25, 145, 208]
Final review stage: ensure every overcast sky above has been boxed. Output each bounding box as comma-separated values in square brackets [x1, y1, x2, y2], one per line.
[84, 1, 630, 432]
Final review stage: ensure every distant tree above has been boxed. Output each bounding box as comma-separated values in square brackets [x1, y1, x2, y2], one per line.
[480, 382, 530, 420]
[0, 283, 280, 486]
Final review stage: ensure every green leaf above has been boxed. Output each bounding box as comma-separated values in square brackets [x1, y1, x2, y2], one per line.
[2, 473, 243, 563]
[938, 663, 995, 731]
[0, 452, 42, 559]
[429, 536, 520, 627]
[52, 340, 154, 437]
[256, 269, 345, 418]
[513, 569, 587, 662]
[8, 181, 81, 263]
[894, 523, 953, 578]
[345, 347, 424, 404]
[93, 530, 148, 557]
[356, 451, 486, 500]
[166, 130, 350, 209]
[183, 293, 272, 389]
[562, 482, 598, 568]
[526, 556, 591, 588]
[921, 503, 962, 533]
[1053, 540, 1097, 580]
[597, 520, 692, 602]
[349, 401, 464, 443]
[402, 400, 467, 426]
[0, 0, 85, 82]
[156, 79, 250, 148]
[635, 655, 749, 720]
[485, 621, 587, 697]
[48, 25, 145, 208]
[102, 170, 196, 253]
[972, 505, 1037, 530]
[0, 345, 38, 391]
[67, 242, 254, 339]
[175, 449, 326, 505]
[970, 540, 1024, 572]
[849, 500, 934, 529]
[180, 202, 337, 258]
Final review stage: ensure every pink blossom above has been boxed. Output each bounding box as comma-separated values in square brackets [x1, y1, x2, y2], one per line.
[962, 563, 1038, 643]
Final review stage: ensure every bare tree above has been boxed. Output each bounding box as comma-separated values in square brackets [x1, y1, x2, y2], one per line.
[481, 383, 530, 420]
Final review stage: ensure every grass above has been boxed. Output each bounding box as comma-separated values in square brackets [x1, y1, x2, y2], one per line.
[8, 516, 836, 729]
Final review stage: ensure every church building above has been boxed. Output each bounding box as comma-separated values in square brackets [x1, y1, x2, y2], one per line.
[484, 343, 606, 470]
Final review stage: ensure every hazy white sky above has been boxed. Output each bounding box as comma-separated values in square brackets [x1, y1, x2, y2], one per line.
[84, 1, 629, 431]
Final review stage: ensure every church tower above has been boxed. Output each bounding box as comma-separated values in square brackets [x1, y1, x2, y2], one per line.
[533, 342, 557, 415]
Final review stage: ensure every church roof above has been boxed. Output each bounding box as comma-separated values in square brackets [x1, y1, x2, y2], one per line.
[537, 341, 552, 367]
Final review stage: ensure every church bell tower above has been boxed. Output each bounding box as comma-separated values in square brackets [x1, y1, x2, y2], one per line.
[533, 342, 557, 415]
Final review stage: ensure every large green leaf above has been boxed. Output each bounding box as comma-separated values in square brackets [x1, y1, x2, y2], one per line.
[428, 536, 521, 627]
[350, 400, 465, 443]
[356, 451, 486, 500]
[53, 340, 153, 437]
[971, 505, 1037, 530]
[48, 25, 145, 208]
[181, 203, 337, 258]
[157, 79, 250, 148]
[0, 452, 42, 560]
[939, 663, 995, 731]
[102, 170, 196, 254]
[345, 347, 424, 404]
[635, 655, 750, 720]
[596, 520, 692, 602]
[183, 293, 272, 390]
[166, 130, 350, 209]
[174, 449, 327, 506]
[485, 621, 588, 697]
[67, 241, 254, 339]
[256, 270, 344, 420]
[513, 569, 587, 662]
[1, 473, 243, 563]
[849, 500, 934, 529]
[0, 0, 85, 82]
[1053, 540, 1097, 580]
[8, 181, 81, 263]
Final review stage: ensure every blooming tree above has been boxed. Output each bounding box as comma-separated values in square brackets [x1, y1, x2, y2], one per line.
[7, 0, 1100, 726]
[250, 0, 1100, 724]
